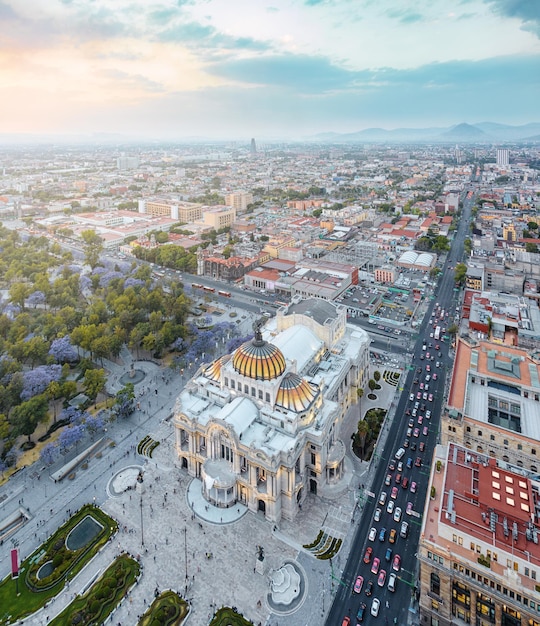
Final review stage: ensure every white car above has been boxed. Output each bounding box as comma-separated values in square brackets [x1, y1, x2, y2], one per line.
[369, 527, 377, 541]
[374, 508, 382, 522]
[387, 500, 395, 515]
[393, 507, 402, 522]
[371, 598, 380, 617]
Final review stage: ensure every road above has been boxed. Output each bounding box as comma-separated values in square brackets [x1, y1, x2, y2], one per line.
[326, 190, 473, 625]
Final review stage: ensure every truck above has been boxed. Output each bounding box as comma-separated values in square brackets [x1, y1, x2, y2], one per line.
[434, 326, 441, 340]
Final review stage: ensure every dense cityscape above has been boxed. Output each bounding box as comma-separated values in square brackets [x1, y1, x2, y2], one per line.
[0, 137, 538, 626]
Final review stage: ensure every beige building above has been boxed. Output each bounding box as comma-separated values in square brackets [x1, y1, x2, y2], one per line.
[225, 192, 253, 213]
[419, 442, 540, 626]
[201, 205, 236, 230]
[139, 199, 203, 222]
[173, 297, 370, 523]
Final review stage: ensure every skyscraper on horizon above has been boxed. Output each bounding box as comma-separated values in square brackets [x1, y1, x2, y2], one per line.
[250, 138, 257, 156]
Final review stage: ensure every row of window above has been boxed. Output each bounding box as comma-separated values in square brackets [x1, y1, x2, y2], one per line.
[464, 426, 533, 453]
[452, 562, 540, 612]
[226, 378, 272, 403]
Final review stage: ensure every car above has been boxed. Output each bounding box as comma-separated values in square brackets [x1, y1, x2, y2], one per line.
[406, 426, 412, 436]
[393, 507, 402, 522]
[420, 354, 424, 360]
[420, 403, 426, 411]
[413, 378, 418, 385]
[414, 401, 420, 409]
[416, 367, 422, 373]
[392, 554, 401, 571]
[410, 441, 417, 451]
[405, 408, 411, 415]
[419, 382, 424, 390]
[388, 572, 397, 592]
[406, 457, 413, 469]
[397, 461, 403, 472]
[385, 474, 392, 486]
[363, 546, 373, 563]
[422, 392, 428, 400]
[341, 617, 350, 626]
[426, 410, 431, 419]
[417, 415, 424, 424]
[356, 603, 367, 622]
[428, 394, 433, 402]
[369, 527, 377, 541]
[410, 481, 417, 493]
[391, 486, 398, 499]
[403, 438, 409, 448]
[389, 529, 397, 543]
[432, 373, 437, 381]
[423, 426, 429, 436]
[385, 547, 393, 561]
[419, 441, 425, 452]
[438, 351, 442, 357]
[371, 598, 380, 617]
[374, 508, 382, 523]
[400, 521, 409, 538]
[428, 342, 432, 348]
[401, 477, 409, 490]
[379, 492, 387, 506]
[354, 575, 364, 594]
[416, 391, 421, 400]
[408, 418, 414, 428]
[411, 408, 417, 417]
[371, 557, 380, 574]
[365, 580, 374, 596]
[388, 460, 396, 471]
[409, 393, 414, 401]
[435, 343, 440, 350]
[415, 457, 422, 467]
[426, 352, 430, 359]
[413, 427, 420, 437]
[436, 361, 440, 368]
[406, 501, 414, 515]
[387, 500, 395, 514]
[426, 364, 431, 372]
[425, 375, 431, 383]
[379, 528, 387, 542]
[377, 569, 387, 587]
[395, 473, 401, 484]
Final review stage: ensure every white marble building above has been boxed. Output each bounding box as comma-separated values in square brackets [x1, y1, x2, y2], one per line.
[173, 297, 370, 523]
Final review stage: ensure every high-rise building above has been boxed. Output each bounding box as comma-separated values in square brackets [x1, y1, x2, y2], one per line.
[497, 149, 510, 167]
[116, 154, 139, 170]
[250, 138, 257, 156]
[225, 191, 254, 213]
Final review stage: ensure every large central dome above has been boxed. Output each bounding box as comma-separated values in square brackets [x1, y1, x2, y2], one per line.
[232, 320, 286, 380]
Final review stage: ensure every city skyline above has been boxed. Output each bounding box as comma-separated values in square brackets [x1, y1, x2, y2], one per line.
[1, 0, 539, 141]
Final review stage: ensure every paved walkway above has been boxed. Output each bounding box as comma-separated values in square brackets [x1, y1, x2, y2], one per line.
[1, 353, 405, 626]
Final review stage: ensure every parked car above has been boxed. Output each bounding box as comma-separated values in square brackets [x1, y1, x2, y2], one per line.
[365, 580, 374, 596]
[378, 569, 387, 587]
[406, 501, 414, 515]
[379, 528, 387, 542]
[369, 527, 377, 541]
[356, 603, 367, 622]
[393, 507, 402, 522]
[410, 481, 417, 494]
[385, 547, 393, 562]
[388, 572, 397, 592]
[374, 508, 382, 522]
[389, 529, 397, 543]
[392, 554, 401, 571]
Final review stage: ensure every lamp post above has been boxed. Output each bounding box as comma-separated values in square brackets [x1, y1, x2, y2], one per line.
[137, 472, 144, 548]
[184, 526, 188, 595]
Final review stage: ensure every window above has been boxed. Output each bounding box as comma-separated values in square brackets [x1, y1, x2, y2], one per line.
[466, 426, 471, 432]
[533, 449, 537, 456]
[265, 393, 270, 402]
[431, 573, 441, 596]
[230, 380, 235, 389]
[244, 384, 249, 393]
[224, 377, 228, 386]
[490, 434, 495, 441]
[311, 452, 316, 465]
[251, 387, 256, 397]
[518, 444, 522, 451]
[478, 430, 483, 436]
[258, 389, 263, 399]
[503, 439, 508, 446]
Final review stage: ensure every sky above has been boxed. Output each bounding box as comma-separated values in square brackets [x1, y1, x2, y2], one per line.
[0, 0, 539, 140]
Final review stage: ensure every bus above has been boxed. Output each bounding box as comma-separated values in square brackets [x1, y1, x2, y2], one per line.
[191, 283, 204, 289]
[218, 290, 231, 297]
[434, 326, 441, 340]
[202, 286, 216, 293]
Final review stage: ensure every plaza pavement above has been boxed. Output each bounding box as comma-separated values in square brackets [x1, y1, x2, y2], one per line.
[1, 336, 408, 626]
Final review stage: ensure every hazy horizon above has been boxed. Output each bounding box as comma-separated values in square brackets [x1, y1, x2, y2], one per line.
[1, 0, 539, 140]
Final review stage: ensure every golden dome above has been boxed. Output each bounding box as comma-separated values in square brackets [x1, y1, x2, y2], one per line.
[204, 354, 230, 382]
[232, 324, 286, 380]
[275, 373, 318, 412]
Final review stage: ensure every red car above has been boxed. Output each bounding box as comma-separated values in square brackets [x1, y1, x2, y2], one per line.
[363, 547, 373, 564]
[428, 393, 433, 402]
[391, 486, 398, 499]
[378, 569, 387, 586]
[392, 555, 401, 571]
[354, 575, 364, 594]
[371, 557, 380, 574]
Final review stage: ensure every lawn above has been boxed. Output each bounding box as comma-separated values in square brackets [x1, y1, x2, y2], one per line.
[139, 589, 189, 626]
[209, 607, 253, 626]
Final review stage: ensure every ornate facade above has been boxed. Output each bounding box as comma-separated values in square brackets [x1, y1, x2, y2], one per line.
[173, 297, 370, 523]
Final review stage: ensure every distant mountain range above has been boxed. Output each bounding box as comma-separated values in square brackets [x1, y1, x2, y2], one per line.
[310, 122, 540, 143]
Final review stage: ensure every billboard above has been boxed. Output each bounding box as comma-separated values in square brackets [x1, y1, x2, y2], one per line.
[11, 548, 19, 579]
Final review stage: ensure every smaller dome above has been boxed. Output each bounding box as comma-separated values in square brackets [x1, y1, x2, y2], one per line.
[204, 354, 230, 382]
[232, 320, 286, 380]
[275, 373, 318, 412]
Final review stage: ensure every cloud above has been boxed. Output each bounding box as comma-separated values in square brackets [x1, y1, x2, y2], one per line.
[484, 0, 540, 36]
[385, 8, 425, 24]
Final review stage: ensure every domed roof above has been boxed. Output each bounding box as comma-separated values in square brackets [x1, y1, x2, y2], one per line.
[204, 354, 231, 382]
[275, 373, 318, 412]
[232, 321, 286, 380]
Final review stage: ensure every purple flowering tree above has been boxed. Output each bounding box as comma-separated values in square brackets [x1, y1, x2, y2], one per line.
[27, 290, 46, 308]
[21, 365, 63, 400]
[40, 442, 58, 467]
[49, 336, 78, 363]
[57, 424, 86, 455]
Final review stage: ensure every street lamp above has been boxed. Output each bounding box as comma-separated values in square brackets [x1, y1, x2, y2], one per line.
[184, 526, 188, 595]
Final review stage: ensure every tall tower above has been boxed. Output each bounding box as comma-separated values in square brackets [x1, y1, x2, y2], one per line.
[496, 148, 509, 167]
[250, 138, 257, 156]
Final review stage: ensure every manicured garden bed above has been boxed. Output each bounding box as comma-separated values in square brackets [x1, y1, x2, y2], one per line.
[138, 589, 189, 626]
[209, 607, 253, 626]
[49, 553, 140, 626]
[0, 504, 117, 625]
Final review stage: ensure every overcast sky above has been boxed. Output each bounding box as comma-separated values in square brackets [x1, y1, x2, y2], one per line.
[1, 0, 539, 140]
